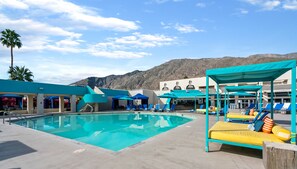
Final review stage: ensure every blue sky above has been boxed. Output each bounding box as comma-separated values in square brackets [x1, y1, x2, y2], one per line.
[0, 0, 296, 84]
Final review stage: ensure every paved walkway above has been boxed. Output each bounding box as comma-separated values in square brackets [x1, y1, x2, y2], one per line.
[1, 112, 290, 169]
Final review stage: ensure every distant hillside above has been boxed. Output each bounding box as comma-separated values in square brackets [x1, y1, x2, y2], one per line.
[71, 53, 297, 90]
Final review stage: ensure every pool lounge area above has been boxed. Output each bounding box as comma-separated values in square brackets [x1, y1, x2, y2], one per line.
[1, 60, 297, 169]
[1, 111, 275, 169]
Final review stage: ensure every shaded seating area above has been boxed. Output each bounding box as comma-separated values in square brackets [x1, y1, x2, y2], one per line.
[112, 93, 150, 110]
[158, 90, 209, 112]
[44, 96, 70, 109]
[132, 93, 149, 110]
[205, 60, 296, 151]
[0, 94, 24, 111]
[223, 85, 262, 122]
[112, 95, 133, 110]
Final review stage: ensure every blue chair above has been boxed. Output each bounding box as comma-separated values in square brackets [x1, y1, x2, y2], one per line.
[247, 103, 255, 109]
[147, 104, 153, 111]
[159, 104, 168, 112]
[263, 103, 271, 111]
[286, 103, 297, 113]
[154, 104, 160, 112]
[143, 104, 148, 110]
[170, 104, 176, 112]
[274, 103, 284, 112]
[126, 105, 131, 111]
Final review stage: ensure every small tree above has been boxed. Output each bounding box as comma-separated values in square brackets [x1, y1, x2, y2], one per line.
[8, 66, 34, 82]
[0, 29, 22, 69]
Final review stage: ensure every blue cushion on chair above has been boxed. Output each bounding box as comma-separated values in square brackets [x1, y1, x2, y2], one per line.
[254, 120, 264, 132]
[245, 109, 250, 115]
[258, 111, 269, 121]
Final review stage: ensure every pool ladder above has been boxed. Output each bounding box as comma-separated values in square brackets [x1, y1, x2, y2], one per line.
[2, 112, 27, 125]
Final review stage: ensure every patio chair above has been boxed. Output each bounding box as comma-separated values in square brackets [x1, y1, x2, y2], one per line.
[170, 104, 176, 112]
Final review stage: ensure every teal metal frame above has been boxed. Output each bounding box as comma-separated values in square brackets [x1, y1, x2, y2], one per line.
[205, 60, 297, 152]
[209, 139, 262, 150]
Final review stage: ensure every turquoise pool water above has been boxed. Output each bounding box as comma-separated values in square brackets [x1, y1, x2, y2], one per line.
[14, 113, 192, 151]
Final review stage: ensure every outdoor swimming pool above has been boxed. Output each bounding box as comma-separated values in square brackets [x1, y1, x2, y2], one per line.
[14, 113, 192, 151]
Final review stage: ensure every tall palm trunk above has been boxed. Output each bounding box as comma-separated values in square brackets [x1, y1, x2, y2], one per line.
[10, 46, 13, 69]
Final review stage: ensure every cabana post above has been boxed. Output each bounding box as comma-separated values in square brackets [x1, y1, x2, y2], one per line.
[291, 66, 296, 144]
[271, 81, 274, 119]
[259, 87, 262, 111]
[216, 84, 220, 121]
[224, 89, 227, 121]
[205, 75, 209, 152]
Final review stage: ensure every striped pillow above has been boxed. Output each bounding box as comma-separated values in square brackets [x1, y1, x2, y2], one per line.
[262, 116, 274, 133]
[249, 109, 254, 116]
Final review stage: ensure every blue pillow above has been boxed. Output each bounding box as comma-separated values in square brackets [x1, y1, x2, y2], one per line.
[254, 120, 264, 132]
[245, 109, 250, 115]
[258, 111, 269, 121]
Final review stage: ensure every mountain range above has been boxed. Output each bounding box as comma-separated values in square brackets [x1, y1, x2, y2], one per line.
[71, 53, 297, 90]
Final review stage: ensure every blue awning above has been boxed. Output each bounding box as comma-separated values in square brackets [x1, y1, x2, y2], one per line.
[132, 93, 149, 99]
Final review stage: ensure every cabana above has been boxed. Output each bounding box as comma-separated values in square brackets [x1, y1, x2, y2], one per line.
[0, 94, 23, 110]
[205, 60, 296, 151]
[45, 96, 70, 109]
[159, 90, 207, 111]
[132, 93, 149, 106]
[224, 85, 262, 121]
[112, 95, 133, 110]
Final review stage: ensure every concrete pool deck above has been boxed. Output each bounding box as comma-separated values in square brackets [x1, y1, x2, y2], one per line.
[1, 112, 294, 169]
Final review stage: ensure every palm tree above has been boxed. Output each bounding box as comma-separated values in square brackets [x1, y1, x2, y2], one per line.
[0, 29, 22, 69]
[8, 66, 34, 82]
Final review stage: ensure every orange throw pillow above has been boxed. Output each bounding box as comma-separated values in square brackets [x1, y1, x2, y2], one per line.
[262, 116, 274, 133]
[249, 109, 254, 116]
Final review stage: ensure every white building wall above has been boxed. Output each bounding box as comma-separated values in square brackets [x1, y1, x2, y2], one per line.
[159, 67, 297, 91]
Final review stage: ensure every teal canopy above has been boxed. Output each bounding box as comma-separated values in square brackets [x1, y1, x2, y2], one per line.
[225, 85, 262, 92]
[205, 60, 297, 152]
[228, 91, 255, 97]
[158, 93, 178, 99]
[158, 90, 207, 99]
[207, 60, 295, 84]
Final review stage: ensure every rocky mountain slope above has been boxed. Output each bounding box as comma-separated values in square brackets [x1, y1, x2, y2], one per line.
[71, 53, 297, 90]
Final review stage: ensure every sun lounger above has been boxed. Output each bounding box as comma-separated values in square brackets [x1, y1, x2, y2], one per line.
[159, 104, 168, 112]
[147, 104, 153, 111]
[209, 121, 287, 149]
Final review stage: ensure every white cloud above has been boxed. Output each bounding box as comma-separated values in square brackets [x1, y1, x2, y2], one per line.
[25, 58, 131, 84]
[0, 0, 28, 9]
[90, 50, 150, 59]
[0, 14, 81, 38]
[239, 8, 249, 14]
[0, 0, 139, 32]
[113, 32, 176, 48]
[149, 0, 183, 4]
[174, 24, 204, 33]
[161, 22, 204, 33]
[283, 0, 297, 10]
[196, 3, 206, 8]
[89, 32, 176, 58]
[242, 0, 297, 10]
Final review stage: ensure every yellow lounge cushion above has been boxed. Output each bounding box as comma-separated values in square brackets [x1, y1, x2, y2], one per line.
[196, 109, 207, 112]
[272, 125, 291, 141]
[227, 113, 256, 120]
[209, 121, 284, 146]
